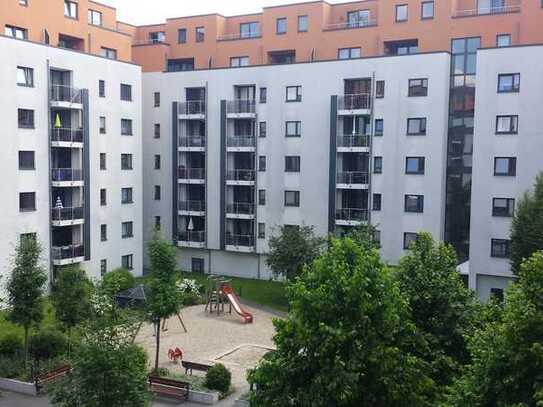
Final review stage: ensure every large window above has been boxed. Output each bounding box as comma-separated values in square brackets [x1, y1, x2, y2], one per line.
[338, 47, 361, 60]
[495, 115, 518, 134]
[121, 188, 133, 204]
[395, 4, 408, 22]
[121, 153, 133, 170]
[491, 239, 510, 258]
[88, 9, 102, 26]
[240, 22, 260, 38]
[285, 156, 301, 172]
[18, 151, 35, 170]
[408, 78, 428, 96]
[18, 109, 34, 128]
[286, 86, 302, 102]
[494, 157, 516, 176]
[405, 195, 424, 213]
[5, 25, 28, 39]
[497, 73, 520, 93]
[64, 1, 78, 19]
[285, 121, 301, 137]
[405, 157, 425, 174]
[17, 66, 33, 87]
[407, 118, 427, 135]
[121, 119, 133, 136]
[492, 198, 515, 217]
[121, 254, 133, 270]
[347, 10, 370, 27]
[284, 191, 300, 207]
[122, 222, 134, 239]
[230, 56, 249, 67]
[19, 192, 36, 212]
[276, 18, 287, 34]
[120, 84, 132, 101]
[298, 15, 308, 32]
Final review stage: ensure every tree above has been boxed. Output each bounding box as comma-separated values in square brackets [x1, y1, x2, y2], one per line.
[5, 235, 47, 368]
[248, 237, 435, 407]
[345, 223, 381, 251]
[101, 268, 136, 296]
[510, 173, 543, 274]
[146, 232, 182, 372]
[447, 251, 543, 406]
[396, 233, 480, 395]
[266, 225, 325, 280]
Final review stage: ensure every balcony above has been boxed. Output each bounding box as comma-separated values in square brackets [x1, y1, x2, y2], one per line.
[226, 100, 256, 119]
[226, 135, 256, 152]
[335, 208, 368, 226]
[337, 135, 370, 152]
[217, 32, 261, 41]
[178, 167, 205, 184]
[226, 169, 255, 186]
[178, 231, 206, 248]
[226, 203, 255, 219]
[178, 101, 206, 119]
[51, 168, 84, 187]
[178, 200, 206, 216]
[50, 85, 83, 109]
[51, 207, 84, 226]
[51, 127, 83, 148]
[336, 171, 369, 189]
[225, 234, 255, 252]
[178, 135, 206, 152]
[323, 18, 377, 31]
[453, 0, 520, 18]
[52, 244, 85, 265]
[338, 94, 371, 115]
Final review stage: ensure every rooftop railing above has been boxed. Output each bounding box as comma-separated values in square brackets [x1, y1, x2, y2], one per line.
[323, 19, 378, 31]
[454, 2, 520, 17]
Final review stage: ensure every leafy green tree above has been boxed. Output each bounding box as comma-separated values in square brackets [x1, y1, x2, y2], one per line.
[146, 233, 182, 372]
[266, 225, 325, 280]
[396, 233, 480, 395]
[447, 251, 543, 406]
[5, 235, 47, 368]
[248, 237, 435, 407]
[345, 223, 381, 251]
[101, 268, 136, 296]
[510, 173, 543, 274]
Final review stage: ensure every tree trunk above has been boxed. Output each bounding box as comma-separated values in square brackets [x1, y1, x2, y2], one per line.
[154, 319, 161, 372]
[24, 326, 29, 373]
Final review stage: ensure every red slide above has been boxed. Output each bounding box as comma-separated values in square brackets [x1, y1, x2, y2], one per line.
[221, 284, 253, 323]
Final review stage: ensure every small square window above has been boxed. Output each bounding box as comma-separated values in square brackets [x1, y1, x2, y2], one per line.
[373, 156, 383, 174]
[396, 4, 408, 22]
[18, 109, 35, 128]
[496, 34, 511, 47]
[407, 118, 427, 135]
[121, 254, 134, 270]
[154, 92, 160, 107]
[285, 156, 301, 172]
[121, 153, 133, 170]
[374, 119, 384, 136]
[258, 189, 266, 205]
[492, 198, 515, 217]
[408, 78, 428, 96]
[491, 239, 510, 258]
[375, 80, 385, 98]
[122, 221, 134, 239]
[497, 73, 520, 93]
[286, 86, 302, 102]
[298, 15, 308, 32]
[495, 115, 518, 134]
[230, 56, 249, 67]
[18, 151, 35, 170]
[372, 193, 382, 211]
[258, 223, 266, 239]
[19, 192, 36, 212]
[88, 9, 103, 26]
[121, 188, 133, 204]
[259, 87, 267, 103]
[101, 47, 117, 60]
[259, 121, 267, 138]
[276, 17, 287, 34]
[120, 84, 132, 101]
[494, 157, 516, 176]
[284, 191, 300, 207]
[338, 47, 361, 60]
[17, 66, 34, 87]
[121, 119, 133, 136]
[405, 195, 424, 213]
[404, 232, 418, 249]
[192, 258, 204, 273]
[421, 1, 434, 19]
[286, 121, 301, 137]
[405, 157, 425, 174]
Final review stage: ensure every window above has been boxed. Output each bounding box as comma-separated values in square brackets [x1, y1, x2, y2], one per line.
[374, 119, 384, 136]
[100, 259, 107, 276]
[405, 195, 424, 213]
[18, 151, 35, 170]
[490, 288, 504, 302]
[121, 187, 133, 204]
[373, 193, 382, 211]
[276, 17, 287, 34]
[376, 80, 385, 98]
[494, 157, 516, 176]
[405, 157, 425, 174]
[191, 258, 204, 273]
[408, 78, 428, 96]
[373, 230, 381, 245]
[407, 118, 427, 135]
[421, 1, 434, 19]
[259, 87, 267, 104]
[121, 154, 133, 170]
[168, 58, 195, 72]
[122, 222, 133, 239]
[258, 156, 266, 172]
[396, 4, 408, 22]
[404, 232, 418, 249]
[101, 47, 117, 60]
[18, 109, 34, 128]
[100, 153, 107, 170]
[338, 47, 361, 60]
[496, 115, 518, 134]
[120, 84, 132, 101]
[154, 92, 160, 107]
[17, 66, 33, 87]
[121, 119, 133, 136]
[285, 156, 301, 172]
[385, 39, 419, 55]
[100, 189, 107, 206]
[5, 25, 28, 39]
[195, 27, 205, 42]
[154, 155, 161, 170]
[178, 28, 187, 43]
[491, 239, 510, 258]
[19, 0, 28, 5]
[286, 86, 302, 102]
[99, 80, 105, 97]
[100, 224, 107, 242]
[154, 186, 161, 201]
[149, 31, 165, 44]
[230, 56, 249, 67]
[492, 198, 515, 217]
[298, 15, 308, 32]
[259, 122, 267, 137]
[285, 191, 300, 207]
[286, 121, 301, 137]
[99, 116, 106, 134]
[64, 1, 78, 18]
[347, 10, 371, 27]
[155, 216, 161, 230]
[269, 50, 296, 64]
[373, 156, 383, 174]
[19, 192, 36, 212]
[154, 124, 160, 139]
[258, 189, 266, 205]
[121, 254, 133, 270]
[240, 22, 260, 38]
[496, 34, 511, 47]
[258, 223, 266, 239]
[88, 9, 102, 26]
[497, 73, 520, 93]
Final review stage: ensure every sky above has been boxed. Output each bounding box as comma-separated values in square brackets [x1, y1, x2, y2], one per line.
[99, 0, 343, 25]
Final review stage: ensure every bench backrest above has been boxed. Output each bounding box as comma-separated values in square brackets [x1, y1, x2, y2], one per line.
[182, 361, 212, 370]
[148, 376, 190, 389]
[36, 366, 71, 383]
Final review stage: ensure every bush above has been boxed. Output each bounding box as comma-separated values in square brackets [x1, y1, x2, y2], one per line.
[29, 329, 68, 361]
[205, 363, 231, 394]
[0, 333, 23, 356]
[0, 355, 25, 379]
[178, 278, 204, 306]
[101, 268, 135, 295]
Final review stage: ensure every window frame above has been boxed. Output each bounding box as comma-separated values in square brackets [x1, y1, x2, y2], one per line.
[100, 188, 107, 206]
[494, 157, 517, 176]
[101, 47, 117, 60]
[297, 15, 309, 32]
[154, 154, 161, 170]
[408, 78, 428, 97]
[98, 80, 106, 97]
[373, 156, 383, 174]
[258, 155, 266, 172]
[18, 151, 35, 170]
[121, 254, 134, 271]
[259, 87, 267, 104]
[286, 85, 302, 102]
[88, 9, 103, 26]
[395, 4, 409, 22]
[372, 193, 382, 211]
[240, 22, 260, 39]
[337, 47, 361, 60]
[19, 192, 36, 212]
[497, 73, 520, 93]
[154, 92, 160, 107]
[285, 156, 301, 172]
[195, 26, 205, 42]
[492, 198, 515, 217]
[374, 119, 384, 136]
[259, 121, 267, 137]
[407, 117, 427, 135]
[258, 189, 266, 205]
[276, 17, 287, 34]
[121, 187, 133, 204]
[403, 232, 418, 249]
[285, 121, 302, 137]
[405, 157, 425, 174]
[100, 224, 108, 242]
[284, 190, 300, 207]
[64, 0, 78, 19]
[121, 153, 133, 170]
[421, 1, 434, 19]
[121, 221, 134, 239]
[258, 222, 266, 239]
[100, 153, 107, 170]
[495, 115, 518, 134]
[491, 239, 510, 258]
[154, 185, 161, 201]
[230, 56, 249, 67]
[120, 84, 132, 101]
[17, 66, 34, 87]
[375, 80, 385, 98]
[5, 25, 28, 39]
[99, 116, 106, 134]
[496, 34, 511, 47]
[121, 119, 133, 136]
[178, 28, 187, 44]
[18, 109, 35, 129]
[404, 194, 424, 213]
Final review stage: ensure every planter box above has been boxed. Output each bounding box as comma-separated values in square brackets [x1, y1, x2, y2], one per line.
[188, 389, 220, 405]
[234, 399, 250, 407]
[0, 377, 37, 396]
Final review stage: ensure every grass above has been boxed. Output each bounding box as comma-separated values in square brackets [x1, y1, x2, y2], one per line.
[0, 299, 59, 340]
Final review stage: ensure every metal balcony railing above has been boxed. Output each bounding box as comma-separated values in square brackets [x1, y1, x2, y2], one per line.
[217, 31, 262, 41]
[226, 234, 255, 247]
[336, 171, 369, 184]
[178, 231, 205, 243]
[226, 99, 256, 114]
[178, 200, 206, 212]
[51, 207, 84, 222]
[335, 208, 368, 222]
[52, 244, 84, 260]
[51, 128, 83, 143]
[178, 135, 206, 148]
[226, 169, 255, 182]
[337, 135, 370, 148]
[50, 85, 82, 104]
[227, 136, 256, 148]
[179, 101, 206, 116]
[454, 2, 520, 17]
[178, 167, 205, 180]
[226, 202, 255, 215]
[52, 168, 83, 182]
[338, 94, 371, 111]
[324, 18, 378, 31]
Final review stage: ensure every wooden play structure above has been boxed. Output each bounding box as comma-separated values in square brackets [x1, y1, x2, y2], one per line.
[205, 276, 253, 323]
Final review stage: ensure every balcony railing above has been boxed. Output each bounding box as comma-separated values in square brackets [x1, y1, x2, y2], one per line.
[323, 19, 378, 31]
[227, 136, 256, 148]
[338, 94, 371, 111]
[454, 2, 520, 17]
[51, 128, 83, 143]
[217, 32, 262, 41]
[337, 171, 369, 185]
[178, 167, 205, 180]
[336, 208, 368, 222]
[52, 168, 83, 182]
[178, 135, 206, 148]
[178, 231, 205, 243]
[226, 169, 255, 182]
[226, 202, 255, 215]
[50, 85, 82, 104]
[226, 234, 255, 247]
[52, 244, 84, 260]
[51, 207, 84, 222]
[226, 99, 256, 115]
[179, 200, 206, 212]
[179, 100, 206, 116]
[337, 135, 370, 148]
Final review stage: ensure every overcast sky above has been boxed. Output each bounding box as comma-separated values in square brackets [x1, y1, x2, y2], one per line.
[99, 0, 343, 25]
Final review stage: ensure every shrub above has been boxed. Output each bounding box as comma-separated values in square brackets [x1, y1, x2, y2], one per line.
[205, 363, 231, 394]
[29, 329, 68, 361]
[178, 278, 204, 306]
[0, 333, 23, 356]
[101, 268, 135, 295]
[0, 355, 25, 379]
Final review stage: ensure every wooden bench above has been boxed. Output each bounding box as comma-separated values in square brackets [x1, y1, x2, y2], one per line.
[182, 360, 213, 375]
[34, 365, 71, 394]
[149, 376, 190, 401]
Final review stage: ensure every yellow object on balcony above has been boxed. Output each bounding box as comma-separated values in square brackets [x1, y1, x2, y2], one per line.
[54, 113, 62, 128]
